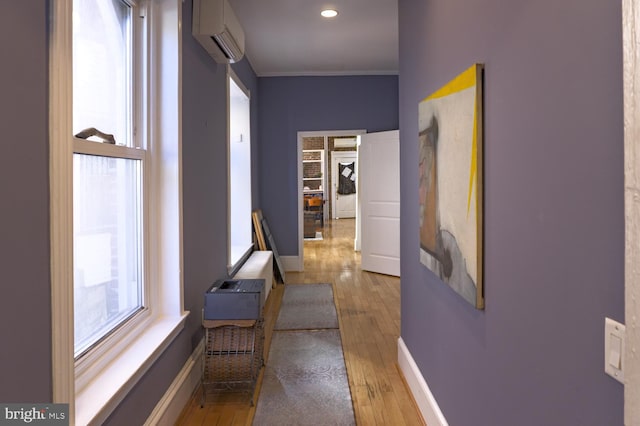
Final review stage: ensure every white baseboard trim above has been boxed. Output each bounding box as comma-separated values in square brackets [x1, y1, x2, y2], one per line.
[397, 337, 449, 426]
[144, 339, 204, 426]
[281, 255, 302, 272]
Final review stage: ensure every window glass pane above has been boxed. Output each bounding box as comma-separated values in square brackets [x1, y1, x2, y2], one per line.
[73, 0, 132, 146]
[73, 154, 143, 357]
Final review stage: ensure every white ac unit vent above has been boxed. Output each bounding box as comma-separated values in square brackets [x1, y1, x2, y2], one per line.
[192, 0, 245, 64]
[333, 137, 357, 148]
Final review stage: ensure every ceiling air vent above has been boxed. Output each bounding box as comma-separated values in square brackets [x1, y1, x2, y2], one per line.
[192, 0, 245, 63]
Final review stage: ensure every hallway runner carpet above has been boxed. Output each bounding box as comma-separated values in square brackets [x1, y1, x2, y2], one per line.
[273, 283, 339, 330]
[252, 284, 355, 425]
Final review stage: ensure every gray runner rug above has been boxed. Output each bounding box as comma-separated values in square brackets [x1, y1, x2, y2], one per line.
[274, 283, 339, 330]
[253, 283, 355, 425]
[251, 329, 355, 426]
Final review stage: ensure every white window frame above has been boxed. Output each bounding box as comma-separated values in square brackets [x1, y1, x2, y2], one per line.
[72, 0, 148, 366]
[50, 1, 188, 425]
[227, 67, 253, 276]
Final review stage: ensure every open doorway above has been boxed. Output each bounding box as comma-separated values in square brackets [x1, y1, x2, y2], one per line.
[297, 130, 365, 270]
[331, 150, 358, 220]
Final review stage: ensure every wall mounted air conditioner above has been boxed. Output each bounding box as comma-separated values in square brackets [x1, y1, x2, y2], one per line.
[192, 0, 245, 63]
[334, 137, 357, 148]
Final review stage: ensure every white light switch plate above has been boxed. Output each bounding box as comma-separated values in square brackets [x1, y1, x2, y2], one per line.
[605, 317, 625, 383]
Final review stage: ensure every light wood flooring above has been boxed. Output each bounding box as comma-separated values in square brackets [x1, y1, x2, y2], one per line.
[176, 218, 424, 425]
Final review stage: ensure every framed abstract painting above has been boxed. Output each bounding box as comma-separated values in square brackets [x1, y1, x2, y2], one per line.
[418, 63, 484, 309]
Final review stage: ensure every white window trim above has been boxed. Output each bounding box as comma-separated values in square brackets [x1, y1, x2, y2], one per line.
[226, 66, 253, 276]
[49, 1, 188, 425]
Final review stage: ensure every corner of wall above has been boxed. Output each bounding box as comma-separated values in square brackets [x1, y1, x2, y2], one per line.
[281, 255, 302, 272]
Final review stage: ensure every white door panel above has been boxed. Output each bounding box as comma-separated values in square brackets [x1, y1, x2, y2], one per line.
[331, 151, 358, 219]
[364, 213, 400, 276]
[360, 130, 400, 277]
[367, 201, 400, 218]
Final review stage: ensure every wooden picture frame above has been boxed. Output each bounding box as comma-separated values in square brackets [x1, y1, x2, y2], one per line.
[252, 210, 267, 251]
[252, 209, 286, 284]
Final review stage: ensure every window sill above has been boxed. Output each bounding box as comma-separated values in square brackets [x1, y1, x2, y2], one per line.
[75, 312, 189, 426]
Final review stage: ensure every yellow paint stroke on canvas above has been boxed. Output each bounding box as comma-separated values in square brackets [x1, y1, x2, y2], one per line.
[468, 103, 478, 218]
[422, 64, 479, 218]
[423, 64, 477, 101]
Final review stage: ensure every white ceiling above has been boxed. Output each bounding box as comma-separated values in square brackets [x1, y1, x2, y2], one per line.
[228, 0, 399, 77]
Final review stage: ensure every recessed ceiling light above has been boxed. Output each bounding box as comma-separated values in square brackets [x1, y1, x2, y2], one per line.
[321, 9, 338, 18]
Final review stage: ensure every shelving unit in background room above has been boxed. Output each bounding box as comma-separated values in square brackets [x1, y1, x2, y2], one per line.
[303, 148, 325, 238]
[302, 148, 325, 195]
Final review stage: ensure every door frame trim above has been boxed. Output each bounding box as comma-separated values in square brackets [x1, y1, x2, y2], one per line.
[297, 130, 366, 270]
[623, 0, 640, 421]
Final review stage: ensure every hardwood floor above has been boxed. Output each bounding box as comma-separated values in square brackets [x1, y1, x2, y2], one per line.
[176, 218, 424, 426]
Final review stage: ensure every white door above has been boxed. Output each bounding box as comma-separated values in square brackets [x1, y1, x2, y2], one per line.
[359, 130, 400, 276]
[331, 151, 358, 219]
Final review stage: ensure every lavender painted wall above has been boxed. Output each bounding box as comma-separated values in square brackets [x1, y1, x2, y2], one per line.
[0, 1, 51, 402]
[180, 1, 230, 351]
[0, 0, 258, 418]
[399, 0, 624, 425]
[258, 76, 398, 255]
[181, 0, 259, 351]
[104, 2, 260, 422]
